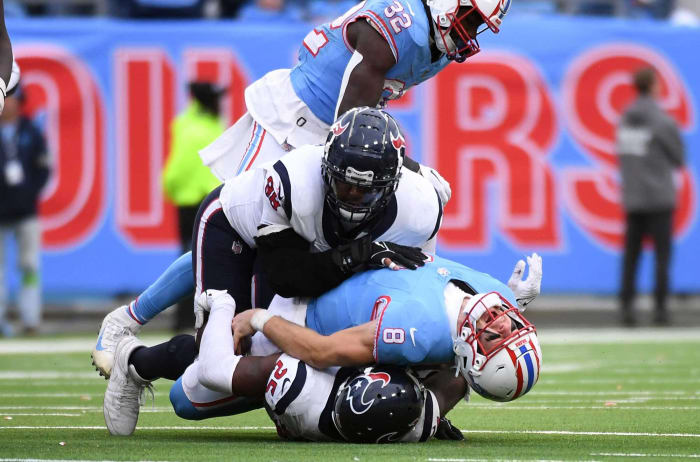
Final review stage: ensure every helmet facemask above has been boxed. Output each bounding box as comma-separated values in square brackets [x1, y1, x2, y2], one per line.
[427, 0, 511, 62]
[453, 292, 541, 401]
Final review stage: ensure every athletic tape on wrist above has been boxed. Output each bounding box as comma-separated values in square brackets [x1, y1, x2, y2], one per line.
[250, 310, 274, 332]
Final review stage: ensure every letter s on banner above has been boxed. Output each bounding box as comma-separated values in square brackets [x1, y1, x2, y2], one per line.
[561, 44, 695, 247]
[427, 52, 560, 249]
[17, 46, 106, 250]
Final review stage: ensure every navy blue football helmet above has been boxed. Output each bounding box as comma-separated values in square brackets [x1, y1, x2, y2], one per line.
[322, 107, 405, 227]
[332, 365, 424, 443]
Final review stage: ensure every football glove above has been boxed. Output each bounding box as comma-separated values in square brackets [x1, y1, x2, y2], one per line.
[194, 289, 235, 329]
[434, 417, 464, 441]
[507, 252, 543, 311]
[419, 164, 452, 206]
[368, 241, 426, 270]
[0, 59, 21, 115]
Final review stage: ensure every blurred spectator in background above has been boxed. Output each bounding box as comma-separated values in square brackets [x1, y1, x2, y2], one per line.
[162, 81, 223, 331]
[236, 0, 304, 22]
[616, 67, 685, 327]
[108, 0, 206, 18]
[0, 86, 50, 336]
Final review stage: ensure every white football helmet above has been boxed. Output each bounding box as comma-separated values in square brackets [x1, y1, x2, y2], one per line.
[426, 0, 512, 62]
[453, 291, 541, 402]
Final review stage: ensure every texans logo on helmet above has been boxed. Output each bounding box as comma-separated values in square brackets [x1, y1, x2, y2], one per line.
[390, 132, 406, 151]
[332, 119, 350, 136]
[345, 372, 391, 414]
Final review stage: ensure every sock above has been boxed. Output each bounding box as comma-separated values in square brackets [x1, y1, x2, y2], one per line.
[198, 298, 240, 394]
[128, 334, 197, 381]
[129, 252, 195, 324]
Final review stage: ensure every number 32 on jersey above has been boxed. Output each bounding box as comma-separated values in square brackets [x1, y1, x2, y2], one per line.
[303, 0, 413, 56]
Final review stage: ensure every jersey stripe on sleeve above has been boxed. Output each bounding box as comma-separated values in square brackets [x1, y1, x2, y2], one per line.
[272, 160, 293, 220]
[273, 361, 308, 415]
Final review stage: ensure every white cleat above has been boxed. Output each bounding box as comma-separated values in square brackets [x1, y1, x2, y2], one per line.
[103, 335, 153, 436]
[92, 305, 142, 379]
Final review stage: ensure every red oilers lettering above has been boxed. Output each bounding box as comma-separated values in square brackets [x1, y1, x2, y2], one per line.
[182, 48, 250, 127]
[265, 176, 281, 210]
[561, 44, 694, 247]
[430, 52, 559, 248]
[114, 48, 178, 246]
[17, 47, 106, 250]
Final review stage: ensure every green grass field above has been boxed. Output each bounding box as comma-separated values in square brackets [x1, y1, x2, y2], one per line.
[1, 329, 699, 461]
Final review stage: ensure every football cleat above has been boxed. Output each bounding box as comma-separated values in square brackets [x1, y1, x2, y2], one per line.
[92, 305, 142, 379]
[103, 335, 153, 436]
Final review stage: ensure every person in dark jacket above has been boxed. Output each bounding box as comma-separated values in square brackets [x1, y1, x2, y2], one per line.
[0, 86, 50, 336]
[616, 67, 685, 327]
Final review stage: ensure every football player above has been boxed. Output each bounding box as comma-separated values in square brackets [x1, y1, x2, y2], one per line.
[92, 0, 513, 375]
[95, 108, 440, 378]
[105, 289, 465, 440]
[102, 254, 541, 436]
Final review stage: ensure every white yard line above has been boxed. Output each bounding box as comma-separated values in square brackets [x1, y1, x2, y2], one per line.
[0, 336, 167, 354]
[0, 459, 173, 462]
[428, 459, 600, 462]
[1, 426, 699, 438]
[0, 372, 103, 379]
[591, 454, 700, 459]
[0, 329, 696, 354]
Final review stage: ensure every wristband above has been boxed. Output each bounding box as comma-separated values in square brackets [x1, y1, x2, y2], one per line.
[250, 310, 274, 332]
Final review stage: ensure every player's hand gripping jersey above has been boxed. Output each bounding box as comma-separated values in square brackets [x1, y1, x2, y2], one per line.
[251, 144, 442, 252]
[305, 255, 517, 364]
[264, 354, 439, 442]
[291, 0, 450, 125]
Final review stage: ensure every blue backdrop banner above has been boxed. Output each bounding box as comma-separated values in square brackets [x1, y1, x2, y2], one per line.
[6, 15, 699, 296]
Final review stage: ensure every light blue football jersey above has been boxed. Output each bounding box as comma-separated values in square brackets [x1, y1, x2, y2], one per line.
[305, 255, 516, 365]
[290, 0, 450, 125]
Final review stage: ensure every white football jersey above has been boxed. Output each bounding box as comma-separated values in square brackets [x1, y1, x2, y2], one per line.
[265, 354, 439, 442]
[258, 144, 443, 252]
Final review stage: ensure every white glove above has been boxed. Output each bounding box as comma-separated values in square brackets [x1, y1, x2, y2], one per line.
[507, 253, 542, 311]
[194, 289, 236, 329]
[8, 59, 20, 93]
[0, 59, 21, 115]
[419, 164, 452, 206]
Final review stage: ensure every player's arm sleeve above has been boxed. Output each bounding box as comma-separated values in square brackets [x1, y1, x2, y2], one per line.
[255, 226, 354, 298]
[260, 316, 377, 369]
[373, 301, 433, 365]
[422, 366, 469, 416]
